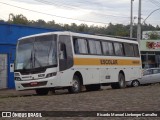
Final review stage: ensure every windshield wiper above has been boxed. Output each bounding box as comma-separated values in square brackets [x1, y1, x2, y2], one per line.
[34, 56, 42, 67]
[22, 50, 33, 70]
[22, 59, 32, 70]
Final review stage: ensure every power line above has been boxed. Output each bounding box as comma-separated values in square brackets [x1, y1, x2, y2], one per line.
[34, 0, 130, 19]
[143, 7, 160, 24]
[0, 1, 111, 25]
[142, 0, 160, 25]
[152, 0, 160, 6]
[34, 0, 77, 10]
[141, 0, 155, 14]
[147, 0, 160, 7]
[34, 0, 112, 11]
[148, 0, 158, 7]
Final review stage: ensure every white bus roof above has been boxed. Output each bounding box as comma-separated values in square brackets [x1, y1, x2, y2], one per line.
[18, 31, 138, 44]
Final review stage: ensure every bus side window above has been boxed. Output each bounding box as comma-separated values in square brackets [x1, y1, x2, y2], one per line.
[73, 38, 88, 54]
[88, 39, 102, 55]
[59, 43, 67, 59]
[124, 43, 134, 57]
[114, 42, 124, 56]
[102, 41, 114, 56]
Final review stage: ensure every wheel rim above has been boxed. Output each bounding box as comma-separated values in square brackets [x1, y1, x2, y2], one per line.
[119, 75, 125, 87]
[133, 81, 139, 87]
[72, 80, 79, 92]
[120, 78, 124, 87]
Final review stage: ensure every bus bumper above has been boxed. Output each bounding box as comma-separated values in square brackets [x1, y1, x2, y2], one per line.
[15, 77, 58, 91]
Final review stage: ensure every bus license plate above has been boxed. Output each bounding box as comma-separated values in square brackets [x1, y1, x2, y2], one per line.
[30, 82, 38, 86]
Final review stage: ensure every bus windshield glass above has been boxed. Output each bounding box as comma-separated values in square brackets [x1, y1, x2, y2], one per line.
[15, 35, 57, 70]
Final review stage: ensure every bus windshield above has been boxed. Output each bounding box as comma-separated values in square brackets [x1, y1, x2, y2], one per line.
[15, 35, 57, 70]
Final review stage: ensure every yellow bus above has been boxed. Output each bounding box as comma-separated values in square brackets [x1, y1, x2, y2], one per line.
[14, 31, 142, 95]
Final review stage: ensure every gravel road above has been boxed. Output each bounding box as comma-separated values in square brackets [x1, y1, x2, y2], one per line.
[0, 84, 160, 120]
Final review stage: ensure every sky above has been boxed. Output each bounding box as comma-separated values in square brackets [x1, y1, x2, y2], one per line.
[0, 0, 160, 26]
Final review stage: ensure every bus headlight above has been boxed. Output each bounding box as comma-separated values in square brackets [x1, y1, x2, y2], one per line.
[46, 72, 57, 78]
[14, 73, 20, 77]
[15, 77, 21, 81]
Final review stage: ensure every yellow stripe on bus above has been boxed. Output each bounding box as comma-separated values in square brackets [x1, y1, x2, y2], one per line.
[74, 58, 141, 66]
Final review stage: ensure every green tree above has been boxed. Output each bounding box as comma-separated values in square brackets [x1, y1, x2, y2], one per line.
[0, 20, 5, 23]
[6, 13, 160, 38]
[156, 25, 160, 30]
[70, 23, 78, 32]
[8, 13, 28, 25]
[149, 32, 160, 40]
[32, 19, 46, 27]
[78, 24, 89, 33]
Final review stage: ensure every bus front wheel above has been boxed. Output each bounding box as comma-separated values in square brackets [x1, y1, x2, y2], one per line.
[68, 75, 81, 93]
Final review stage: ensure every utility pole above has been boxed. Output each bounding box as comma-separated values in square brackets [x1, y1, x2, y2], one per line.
[130, 0, 134, 38]
[137, 0, 141, 44]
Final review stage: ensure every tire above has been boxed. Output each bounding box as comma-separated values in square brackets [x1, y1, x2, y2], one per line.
[118, 73, 126, 88]
[35, 88, 49, 95]
[131, 80, 140, 87]
[111, 73, 126, 89]
[68, 75, 81, 93]
[86, 84, 101, 91]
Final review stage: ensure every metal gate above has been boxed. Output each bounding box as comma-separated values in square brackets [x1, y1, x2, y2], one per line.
[0, 54, 7, 89]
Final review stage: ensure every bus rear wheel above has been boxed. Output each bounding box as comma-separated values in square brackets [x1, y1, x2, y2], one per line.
[68, 75, 81, 93]
[118, 73, 126, 88]
[35, 88, 49, 95]
[85, 84, 101, 91]
[111, 73, 126, 89]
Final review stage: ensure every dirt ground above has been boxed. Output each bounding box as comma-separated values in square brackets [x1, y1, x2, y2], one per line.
[0, 84, 160, 120]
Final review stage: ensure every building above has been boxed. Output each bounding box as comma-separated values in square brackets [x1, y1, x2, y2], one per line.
[140, 31, 160, 68]
[0, 22, 56, 89]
